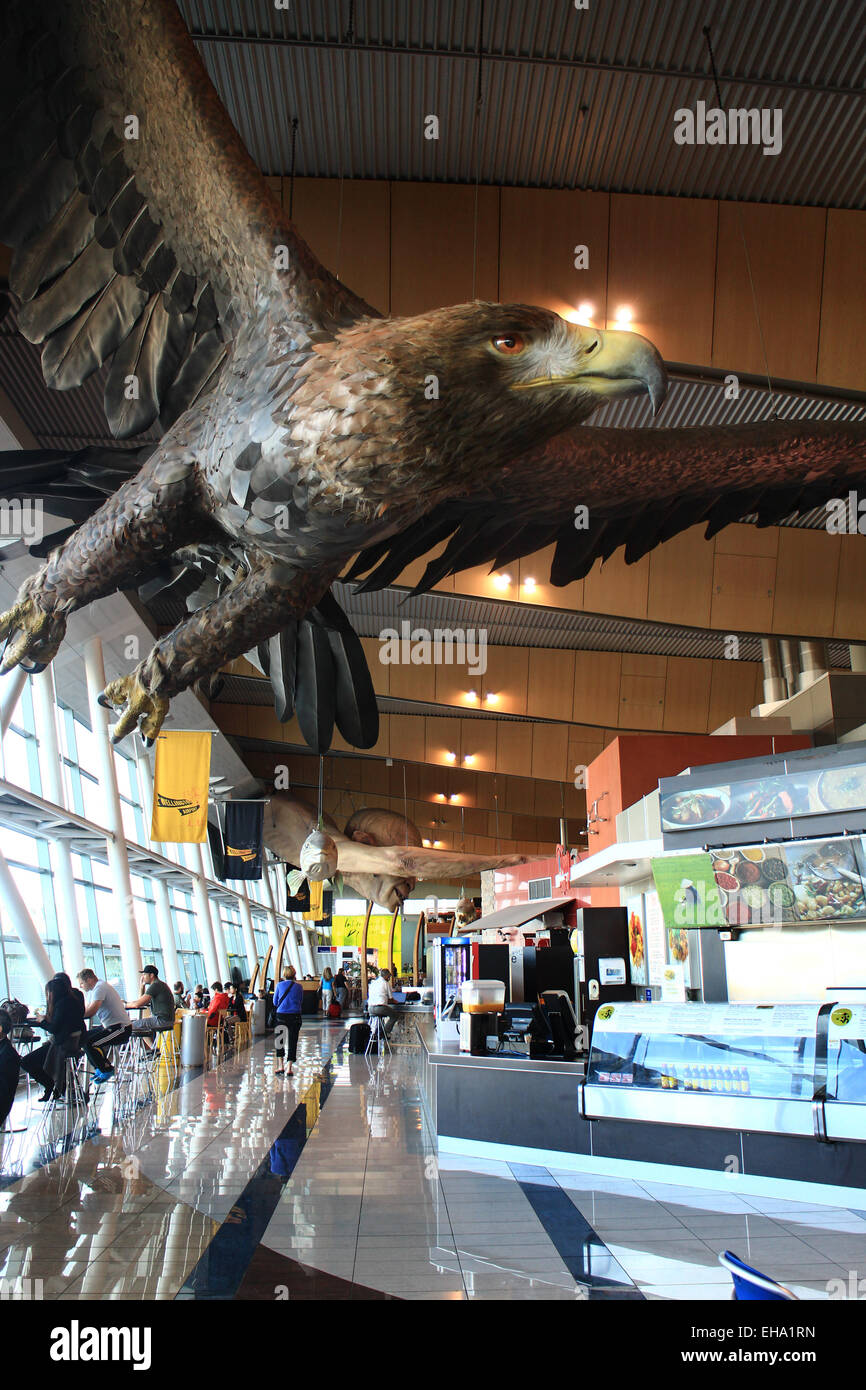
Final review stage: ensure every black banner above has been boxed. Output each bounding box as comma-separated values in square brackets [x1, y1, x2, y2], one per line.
[223, 802, 264, 880]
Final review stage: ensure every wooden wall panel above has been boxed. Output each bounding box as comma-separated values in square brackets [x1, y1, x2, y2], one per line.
[771, 528, 841, 638]
[527, 648, 576, 721]
[833, 536, 866, 641]
[712, 202, 826, 382]
[531, 723, 569, 782]
[714, 523, 779, 559]
[388, 659, 432, 702]
[390, 184, 499, 316]
[481, 646, 528, 715]
[662, 656, 713, 733]
[459, 718, 497, 775]
[647, 526, 714, 629]
[425, 716, 460, 766]
[389, 714, 425, 764]
[496, 721, 533, 778]
[573, 651, 622, 726]
[583, 550, 650, 620]
[360, 637, 389, 697]
[289, 178, 390, 313]
[608, 194, 717, 364]
[499, 188, 609, 319]
[710, 552, 775, 632]
[619, 674, 665, 730]
[518, 549, 585, 613]
[707, 660, 763, 731]
[818, 210, 866, 392]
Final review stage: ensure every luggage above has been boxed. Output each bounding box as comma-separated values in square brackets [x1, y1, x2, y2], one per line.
[328, 1001, 342, 1019]
[347, 1022, 370, 1053]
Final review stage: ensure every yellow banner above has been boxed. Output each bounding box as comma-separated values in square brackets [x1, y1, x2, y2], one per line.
[150, 731, 211, 843]
[332, 914, 402, 969]
[303, 879, 324, 921]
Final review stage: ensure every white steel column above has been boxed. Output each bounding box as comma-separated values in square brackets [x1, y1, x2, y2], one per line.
[299, 923, 316, 975]
[239, 885, 260, 981]
[0, 851, 54, 984]
[31, 669, 85, 973]
[192, 842, 223, 983]
[0, 666, 27, 738]
[133, 746, 182, 991]
[83, 638, 143, 999]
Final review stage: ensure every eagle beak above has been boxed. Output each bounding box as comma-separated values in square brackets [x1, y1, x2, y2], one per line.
[574, 327, 668, 416]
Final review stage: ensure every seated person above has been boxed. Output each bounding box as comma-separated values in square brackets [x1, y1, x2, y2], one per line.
[205, 982, 230, 1026]
[20, 975, 85, 1101]
[77, 968, 131, 1081]
[173, 981, 187, 1009]
[367, 968, 398, 1037]
[124, 964, 176, 1048]
[0, 1010, 20, 1128]
[227, 984, 247, 1022]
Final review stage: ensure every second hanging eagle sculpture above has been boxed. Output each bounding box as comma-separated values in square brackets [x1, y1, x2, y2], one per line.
[1, 0, 864, 750]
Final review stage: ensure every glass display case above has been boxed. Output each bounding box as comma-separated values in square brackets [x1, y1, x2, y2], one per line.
[583, 1001, 866, 1142]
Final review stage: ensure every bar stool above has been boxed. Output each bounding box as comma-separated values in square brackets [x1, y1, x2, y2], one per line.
[45, 1049, 89, 1113]
[155, 1026, 180, 1079]
[365, 1014, 392, 1058]
[233, 1017, 251, 1051]
[205, 1009, 229, 1068]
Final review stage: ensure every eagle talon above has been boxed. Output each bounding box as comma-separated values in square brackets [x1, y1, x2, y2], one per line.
[0, 597, 66, 675]
[99, 672, 169, 746]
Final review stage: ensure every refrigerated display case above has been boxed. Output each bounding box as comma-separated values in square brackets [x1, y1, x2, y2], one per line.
[430, 937, 471, 1035]
[582, 1000, 866, 1141]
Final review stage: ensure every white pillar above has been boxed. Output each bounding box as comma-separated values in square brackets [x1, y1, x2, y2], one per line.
[133, 747, 181, 989]
[239, 885, 260, 981]
[0, 850, 55, 984]
[83, 638, 143, 999]
[191, 842, 222, 985]
[299, 923, 316, 975]
[31, 669, 85, 974]
[0, 666, 27, 738]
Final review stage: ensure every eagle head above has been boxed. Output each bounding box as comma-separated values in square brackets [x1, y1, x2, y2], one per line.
[323, 302, 667, 486]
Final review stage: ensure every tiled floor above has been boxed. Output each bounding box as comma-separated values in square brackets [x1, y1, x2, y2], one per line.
[1, 1021, 865, 1300]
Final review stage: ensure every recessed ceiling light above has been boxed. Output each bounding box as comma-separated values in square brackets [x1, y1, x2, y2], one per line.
[492, 573, 511, 590]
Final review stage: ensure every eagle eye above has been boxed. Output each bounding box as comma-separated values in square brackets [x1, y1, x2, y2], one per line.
[491, 333, 526, 355]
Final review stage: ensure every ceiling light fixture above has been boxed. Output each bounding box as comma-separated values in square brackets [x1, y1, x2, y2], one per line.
[445, 751, 457, 763]
[492, 573, 511, 590]
[463, 754, 475, 766]
[484, 692, 499, 704]
[614, 305, 633, 327]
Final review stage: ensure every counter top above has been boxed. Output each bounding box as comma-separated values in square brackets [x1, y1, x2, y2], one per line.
[414, 1016, 585, 1076]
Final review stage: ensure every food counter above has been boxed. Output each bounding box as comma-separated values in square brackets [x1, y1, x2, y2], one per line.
[416, 1002, 866, 1207]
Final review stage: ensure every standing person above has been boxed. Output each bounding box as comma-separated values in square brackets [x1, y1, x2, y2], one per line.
[368, 967, 398, 1038]
[77, 969, 131, 1081]
[123, 964, 176, 1050]
[320, 967, 334, 1015]
[273, 966, 303, 1077]
[390, 961, 400, 988]
[20, 975, 85, 1102]
[333, 967, 349, 1012]
[0, 1010, 20, 1128]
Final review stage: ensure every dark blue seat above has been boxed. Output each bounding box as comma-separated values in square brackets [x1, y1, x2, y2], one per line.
[718, 1250, 797, 1300]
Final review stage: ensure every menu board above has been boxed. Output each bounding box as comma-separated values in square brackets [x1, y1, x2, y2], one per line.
[651, 852, 726, 929]
[645, 890, 667, 988]
[625, 893, 648, 986]
[707, 836, 866, 927]
[661, 762, 866, 834]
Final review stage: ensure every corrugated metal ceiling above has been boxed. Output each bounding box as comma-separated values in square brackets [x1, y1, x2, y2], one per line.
[180, 0, 866, 206]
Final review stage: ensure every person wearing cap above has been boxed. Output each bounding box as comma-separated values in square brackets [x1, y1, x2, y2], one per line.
[124, 964, 176, 1047]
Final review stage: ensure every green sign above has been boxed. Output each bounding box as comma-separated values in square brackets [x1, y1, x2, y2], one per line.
[651, 853, 727, 930]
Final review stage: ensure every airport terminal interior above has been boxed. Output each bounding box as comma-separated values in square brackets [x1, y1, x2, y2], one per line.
[0, 0, 865, 1310]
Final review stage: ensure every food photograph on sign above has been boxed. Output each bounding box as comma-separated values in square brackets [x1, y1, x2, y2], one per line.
[661, 760, 866, 834]
[782, 839, 866, 921]
[625, 894, 648, 986]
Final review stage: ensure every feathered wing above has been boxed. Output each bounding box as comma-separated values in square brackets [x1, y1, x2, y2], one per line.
[347, 419, 866, 592]
[0, 0, 375, 440]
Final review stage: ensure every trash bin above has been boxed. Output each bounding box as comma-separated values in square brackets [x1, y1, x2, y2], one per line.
[181, 1013, 206, 1066]
[251, 998, 266, 1037]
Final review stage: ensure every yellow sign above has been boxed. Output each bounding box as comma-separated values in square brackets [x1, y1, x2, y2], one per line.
[332, 914, 402, 968]
[303, 879, 324, 921]
[831, 1007, 853, 1027]
[150, 731, 211, 842]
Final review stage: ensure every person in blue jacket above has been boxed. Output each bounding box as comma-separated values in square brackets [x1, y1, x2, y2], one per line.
[274, 966, 303, 1077]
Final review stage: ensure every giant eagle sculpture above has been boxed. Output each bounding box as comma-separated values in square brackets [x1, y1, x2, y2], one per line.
[1, 0, 864, 753]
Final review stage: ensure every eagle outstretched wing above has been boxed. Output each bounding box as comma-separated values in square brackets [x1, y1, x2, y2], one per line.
[347, 418, 866, 594]
[0, 0, 374, 440]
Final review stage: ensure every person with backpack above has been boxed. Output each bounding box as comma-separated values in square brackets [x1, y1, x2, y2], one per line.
[0, 1010, 21, 1129]
[274, 966, 303, 1077]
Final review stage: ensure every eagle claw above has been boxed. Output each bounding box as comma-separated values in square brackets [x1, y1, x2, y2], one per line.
[0, 597, 66, 674]
[100, 671, 169, 745]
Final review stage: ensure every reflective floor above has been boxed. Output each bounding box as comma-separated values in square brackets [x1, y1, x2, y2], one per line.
[1, 1022, 865, 1300]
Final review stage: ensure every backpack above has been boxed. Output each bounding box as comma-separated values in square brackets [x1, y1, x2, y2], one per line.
[0, 999, 28, 1028]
